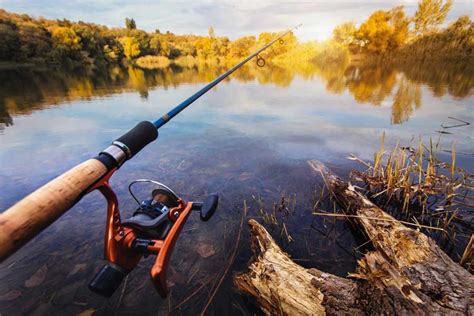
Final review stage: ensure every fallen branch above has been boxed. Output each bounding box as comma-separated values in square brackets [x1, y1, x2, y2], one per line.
[312, 212, 447, 232]
[234, 161, 474, 315]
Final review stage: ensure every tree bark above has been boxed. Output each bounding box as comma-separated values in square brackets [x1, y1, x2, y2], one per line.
[234, 160, 474, 315]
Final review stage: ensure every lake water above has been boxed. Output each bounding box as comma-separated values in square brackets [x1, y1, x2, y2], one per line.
[0, 60, 473, 315]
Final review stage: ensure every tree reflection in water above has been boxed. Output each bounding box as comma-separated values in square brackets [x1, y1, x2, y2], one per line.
[0, 59, 472, 127]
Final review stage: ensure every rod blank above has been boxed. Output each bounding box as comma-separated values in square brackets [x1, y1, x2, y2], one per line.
[153, 25, 301, 129]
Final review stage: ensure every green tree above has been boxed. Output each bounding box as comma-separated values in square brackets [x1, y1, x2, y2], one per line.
[128, 29, 150, 55]
[0, 19, 21, 60]
[72, 24, 106, 61]
[120, 36, 140, 59]
[18, 24, 51, 58]
[49, 26, 82, 62]
[102, 38, 123, 62]
[414, 0, 452, 36]
[125, 18, 136, 30]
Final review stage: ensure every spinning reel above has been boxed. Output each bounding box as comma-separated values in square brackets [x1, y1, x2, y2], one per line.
[87, 177, 218, 297]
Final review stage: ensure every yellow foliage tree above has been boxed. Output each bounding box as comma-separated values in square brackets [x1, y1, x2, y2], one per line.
[414, 0, 453, 36]
[389, 6, 409, 48]
[333, 22, 356, 45]
[51, 26, 81, 50]
[357, 10, 393, 53]
[195, 37, 212, 59]
[356, 7, 409, 54]
[256, 32, 297, 59]
[228, 36, 256, 58]
[120, 36, 140, 59]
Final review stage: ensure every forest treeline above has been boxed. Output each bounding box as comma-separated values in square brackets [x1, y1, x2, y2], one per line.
[332, 0, 473, 60]
[0, 9, 305, 67]
[0, 0, 472, 68]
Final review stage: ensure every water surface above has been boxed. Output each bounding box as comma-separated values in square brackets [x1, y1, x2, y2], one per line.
[0, 60, 473, 315]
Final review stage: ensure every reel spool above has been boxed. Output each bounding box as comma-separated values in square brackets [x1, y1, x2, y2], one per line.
[88, 179, 218, 297]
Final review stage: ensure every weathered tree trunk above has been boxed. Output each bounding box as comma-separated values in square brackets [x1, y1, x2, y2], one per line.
[234, 161, 474, 315]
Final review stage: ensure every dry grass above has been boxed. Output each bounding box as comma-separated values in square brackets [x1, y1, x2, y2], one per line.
[348, 133, 473, 272]
[460, 234, 473, 272]
[253, 194, 296, 243]
[135, 55, 171, 69]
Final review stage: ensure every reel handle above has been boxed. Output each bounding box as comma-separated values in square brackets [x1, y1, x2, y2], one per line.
[192, 194, 219, 221]
[89, 263, 129, 297]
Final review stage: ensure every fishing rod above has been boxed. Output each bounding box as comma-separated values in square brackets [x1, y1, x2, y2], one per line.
[0, 25, 301, 298]
[154, 24, 301, 129]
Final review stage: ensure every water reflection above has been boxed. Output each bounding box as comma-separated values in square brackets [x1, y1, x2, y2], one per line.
[0, 59, 473, 315]
[1, 59, 472, 128]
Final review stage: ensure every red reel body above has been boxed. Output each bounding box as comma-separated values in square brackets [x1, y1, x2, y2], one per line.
[87, 170, 218, 297]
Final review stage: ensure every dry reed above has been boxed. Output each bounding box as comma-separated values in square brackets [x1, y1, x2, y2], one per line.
[347, 133, 473, 272]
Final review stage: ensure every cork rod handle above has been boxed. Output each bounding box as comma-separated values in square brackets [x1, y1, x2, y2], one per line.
[0, 159, 108, 262]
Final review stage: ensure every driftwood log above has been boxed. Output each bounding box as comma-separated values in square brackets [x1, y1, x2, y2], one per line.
[234, 161, 474, 315]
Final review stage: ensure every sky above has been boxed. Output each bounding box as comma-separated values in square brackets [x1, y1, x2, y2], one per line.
[0, 0, 472, 41]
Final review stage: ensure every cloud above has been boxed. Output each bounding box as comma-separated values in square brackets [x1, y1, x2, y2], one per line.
[0, 0, 471, 40]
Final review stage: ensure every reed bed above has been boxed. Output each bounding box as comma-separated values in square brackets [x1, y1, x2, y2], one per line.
[253, 193, 297, 243]
[135, 55, 171, 69]
[348, 133, 473, 272]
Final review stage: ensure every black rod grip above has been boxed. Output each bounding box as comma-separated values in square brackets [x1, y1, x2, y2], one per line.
[115, 121, 158, 158]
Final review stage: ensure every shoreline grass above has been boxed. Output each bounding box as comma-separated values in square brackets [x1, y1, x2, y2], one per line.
[348, 133, 473, 272]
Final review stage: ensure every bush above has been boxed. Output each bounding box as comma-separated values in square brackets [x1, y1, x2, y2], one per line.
[135, 55, 170, 68]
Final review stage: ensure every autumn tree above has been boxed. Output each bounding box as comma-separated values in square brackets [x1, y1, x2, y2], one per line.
[120, 36, 140, 59]
[195, 36, 212, 59]
[128, 29, 150, 54]
[50, 26, 82, 62]
[388, 6, 409, 48]
[102, 38, 123, 62]
[333, 22, 356, 45]
[149, 33, 162, 55]
[177, 41, 197, 57]
[399, 15, 473, 60]
[125, 18, 136, 30]
[414, 0, 452, 36]
[212, 37, 229, 57]
[356, 10, 393, 53]
[445, 15, 472, 35]
[256, 31, 297, 59]
[51, 26, 81, 50]
[150, 33, 186, 58]
[228, 36, 256, 58]
[356, 7, 409, 54]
